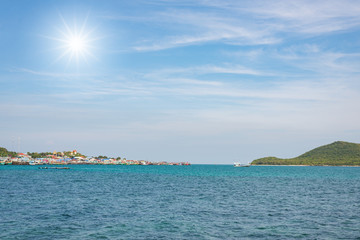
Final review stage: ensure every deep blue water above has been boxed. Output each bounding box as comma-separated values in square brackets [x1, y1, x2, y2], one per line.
[0, 165, 359, 239]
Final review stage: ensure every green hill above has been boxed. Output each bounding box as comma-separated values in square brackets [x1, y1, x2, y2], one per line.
[0, 147, 17, 158]
[251, 141, 360, 166]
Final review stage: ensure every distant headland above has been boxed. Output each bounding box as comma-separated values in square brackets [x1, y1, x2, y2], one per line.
[251, 141, 360, 166]
[0, 148, 190, 166]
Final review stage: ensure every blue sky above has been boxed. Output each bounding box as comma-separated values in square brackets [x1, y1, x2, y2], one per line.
[1, 0, 360, 163]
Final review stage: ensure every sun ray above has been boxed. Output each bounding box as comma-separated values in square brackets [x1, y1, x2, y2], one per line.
[47, 13, 98, 66]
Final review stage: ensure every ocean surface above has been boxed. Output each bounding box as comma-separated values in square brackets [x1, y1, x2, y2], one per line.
[0, 165, 359, 239]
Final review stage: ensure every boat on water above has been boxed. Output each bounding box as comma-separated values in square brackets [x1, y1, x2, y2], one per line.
[38, 167, 70, 169]
[234, 162, 250, 167]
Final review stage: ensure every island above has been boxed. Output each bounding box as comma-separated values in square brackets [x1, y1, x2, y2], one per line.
[251, 141, 360, 166]
[0, 147, 190, 166]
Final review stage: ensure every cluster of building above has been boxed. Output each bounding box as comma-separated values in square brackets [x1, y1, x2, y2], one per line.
[0, 150, 190, 166]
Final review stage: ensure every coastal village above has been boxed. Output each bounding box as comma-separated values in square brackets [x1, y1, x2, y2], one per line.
[0, 148, 190, 166]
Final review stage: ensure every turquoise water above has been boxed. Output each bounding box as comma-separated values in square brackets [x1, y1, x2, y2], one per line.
[0, 165, 359, 239]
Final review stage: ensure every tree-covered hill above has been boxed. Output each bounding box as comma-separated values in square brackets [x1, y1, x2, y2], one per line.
[0, 147, 17, 157]
[251, 141, 360, 166]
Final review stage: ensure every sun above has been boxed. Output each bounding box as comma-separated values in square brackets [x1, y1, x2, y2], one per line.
[68, 36, 86, 53]
[50, 14, 97, 65]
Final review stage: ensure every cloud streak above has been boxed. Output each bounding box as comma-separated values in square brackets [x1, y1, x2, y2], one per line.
[113, 0, 360, 51]
[10, 67, 97, 79]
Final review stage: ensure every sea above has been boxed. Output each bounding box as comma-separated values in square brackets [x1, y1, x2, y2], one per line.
[0, 165, 359, 240]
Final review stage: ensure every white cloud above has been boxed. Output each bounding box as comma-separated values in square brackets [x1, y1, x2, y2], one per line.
[202, 0, 360, 33]
[126, 0, 360, 51]
[273, 46, 360, 77]
[130, 6, 280, 51]
[11, 67, 88, 78]
[144, 64, 267, 80]
[163, 78, 223, 86]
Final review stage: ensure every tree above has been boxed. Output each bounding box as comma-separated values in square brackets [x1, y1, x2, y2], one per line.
[0, 147, 17, 157]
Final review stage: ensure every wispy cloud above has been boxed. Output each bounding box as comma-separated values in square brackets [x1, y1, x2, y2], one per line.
[105, 0, 360, 51]
[132, 9, 281, 51]
[197, 65, 265, 75]
[243, 0, 360, 34]
[272, 45, 360, 77]
[144, 64, 268, 80]
[10, 67, 91, 78]
[200, 0, 360, 33]
[162, 78, 222, 86]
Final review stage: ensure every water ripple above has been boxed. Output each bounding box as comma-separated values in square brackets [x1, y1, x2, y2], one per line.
[1, 165, 359, 239]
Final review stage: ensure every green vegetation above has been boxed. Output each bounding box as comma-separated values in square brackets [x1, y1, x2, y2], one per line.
[27, 150, 86, 159]
[27, 152, 53, 159]
[0, 147, 124, 160]
[251, 141, 360, 166]
[0, 147, 17, 157]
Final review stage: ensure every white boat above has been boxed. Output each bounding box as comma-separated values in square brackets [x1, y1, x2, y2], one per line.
[234, 162, 250, 167]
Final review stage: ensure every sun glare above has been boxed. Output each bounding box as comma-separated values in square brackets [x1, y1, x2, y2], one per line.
[50, 13, 97, 66]
[68, 36, 86, 53]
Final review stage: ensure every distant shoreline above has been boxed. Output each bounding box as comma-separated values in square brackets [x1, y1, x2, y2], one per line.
[251, 164, 360, 167]
[2, 163, 360, 167]
[1, 162, 191, 166]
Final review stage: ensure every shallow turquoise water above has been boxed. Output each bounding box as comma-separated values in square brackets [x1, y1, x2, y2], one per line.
[1, 165, 359, 239]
